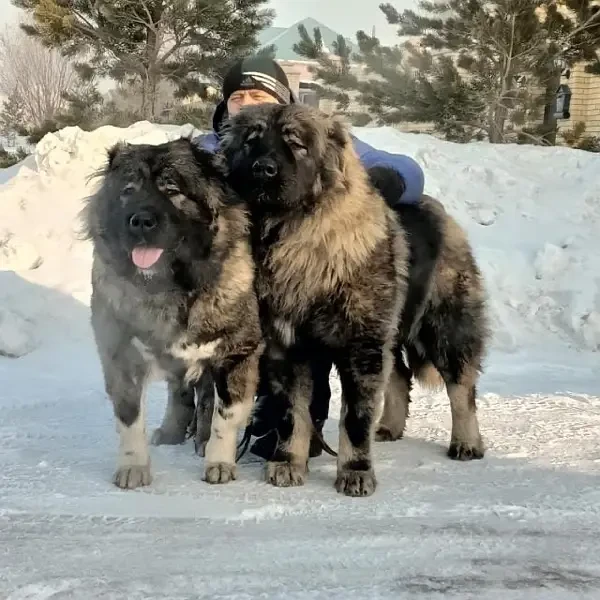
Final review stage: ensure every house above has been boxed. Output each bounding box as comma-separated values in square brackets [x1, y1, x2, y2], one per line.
[558, 62, 600, 136]
[258, 17, 352, 106]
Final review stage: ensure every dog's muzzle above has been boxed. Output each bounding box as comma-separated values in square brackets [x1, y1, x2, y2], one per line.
[252, 158, 278, 180]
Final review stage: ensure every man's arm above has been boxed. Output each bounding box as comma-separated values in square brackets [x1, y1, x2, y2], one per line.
[351, 136, 424, 205]
[192, 132, 219, 153]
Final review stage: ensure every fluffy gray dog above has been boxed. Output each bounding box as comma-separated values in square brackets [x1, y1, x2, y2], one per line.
[81, 138, 262, 489]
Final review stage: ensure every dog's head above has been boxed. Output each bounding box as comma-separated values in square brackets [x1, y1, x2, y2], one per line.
[81, 138, 230, 292]
[219, 103, 352, 213]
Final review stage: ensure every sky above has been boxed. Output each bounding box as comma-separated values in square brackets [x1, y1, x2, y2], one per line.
[0, 0, 415, 45]
[267, 0, 415, 45]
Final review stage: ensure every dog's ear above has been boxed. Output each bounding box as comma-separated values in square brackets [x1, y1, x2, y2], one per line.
[316, 115, 352, 195]
[327, 115, 351, 149]
[106, 142, 129, 170]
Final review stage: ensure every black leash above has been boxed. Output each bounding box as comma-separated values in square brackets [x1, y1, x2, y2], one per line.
[235, 426, 253, 462]
[313, 429, 338, 458]
[234, 425, 338, 463]
[188, 403, 338, 463]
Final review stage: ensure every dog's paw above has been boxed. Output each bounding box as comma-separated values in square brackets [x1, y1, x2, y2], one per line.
[204, 462, 237, 484]
[375, 425, 403, 442]
[335, 469, 377, 497]
[113, 464, 152, 489]
[150, 426, 187, 446]
[266, 461, 306, 487]
[447, 440, 485, 461]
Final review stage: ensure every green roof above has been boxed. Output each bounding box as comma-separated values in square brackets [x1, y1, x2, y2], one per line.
[258, 27, 286, 47]
[259, 17, 351, 61]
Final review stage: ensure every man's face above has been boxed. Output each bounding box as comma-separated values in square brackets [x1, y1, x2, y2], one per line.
[227, 89, 279, 116]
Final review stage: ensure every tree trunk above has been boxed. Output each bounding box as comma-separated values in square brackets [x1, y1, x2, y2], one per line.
[542, 69, 562, 145]
[489, 107, 507, 143]
[489, 74, 513, 144]
[140, 69, 160, 120]
[488, 12, 516, 144]
[140, 6, 163, 121]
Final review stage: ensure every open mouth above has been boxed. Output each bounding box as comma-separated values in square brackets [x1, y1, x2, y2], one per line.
[131, 247, 164, 270]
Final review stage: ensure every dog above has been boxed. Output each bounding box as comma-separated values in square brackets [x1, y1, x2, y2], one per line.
[218, 103, 409, 497]
[368, 166, 489, 459]
[80, 138, 262, 489]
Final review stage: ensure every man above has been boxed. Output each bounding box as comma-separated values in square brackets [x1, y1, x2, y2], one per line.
[193, 55, 425, 460]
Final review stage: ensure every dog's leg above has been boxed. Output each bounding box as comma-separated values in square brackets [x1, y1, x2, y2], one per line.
[445, 366, 484, 460]
[334, 340, 392, 497]
[112, 376, 152, 489]
[194, 369, 215, 457]
[417, 335, 485, 460]
[92, 306, 152, 489]
[151, 376, 196, 446]
[203, 351, 260, 484]
[265, 357, 312, 488]
[101, 352, 151, 489]
[376, 352, 411, 442]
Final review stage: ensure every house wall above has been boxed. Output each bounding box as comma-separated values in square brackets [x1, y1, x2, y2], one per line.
[277, 59, 368, 116]
[277, 61, 315, 97]
[558, 62, 600, 136]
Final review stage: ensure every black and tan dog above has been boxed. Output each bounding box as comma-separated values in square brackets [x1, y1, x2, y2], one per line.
[368, 166, 489, 459]
[219, 104, 409, 497]
[229, 163, 490, 467]
[81, 138, 262, 489]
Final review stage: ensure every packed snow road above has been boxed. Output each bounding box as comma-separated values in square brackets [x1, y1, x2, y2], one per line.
[1, 344, 600, 599]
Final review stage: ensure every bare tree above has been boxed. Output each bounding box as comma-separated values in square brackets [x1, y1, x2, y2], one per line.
[0, 21, 75, 128]
[14, 0, 272, 120]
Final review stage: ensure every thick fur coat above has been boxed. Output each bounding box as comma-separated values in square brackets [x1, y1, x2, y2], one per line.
[368, 166, 489, 460]
[81, 138, 262, 489]
[219, 104, 409, 496]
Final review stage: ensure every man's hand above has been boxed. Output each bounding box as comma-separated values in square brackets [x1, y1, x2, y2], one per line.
[368, 165, 407, 208]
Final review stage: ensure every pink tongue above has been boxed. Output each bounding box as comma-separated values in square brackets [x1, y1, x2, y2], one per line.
[132, 247, 164, 269]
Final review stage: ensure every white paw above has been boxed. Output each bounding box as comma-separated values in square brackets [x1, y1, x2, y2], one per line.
[266, 461, 307, 487]
[113, 464, 152, 489]
[204, 462, 237, 484]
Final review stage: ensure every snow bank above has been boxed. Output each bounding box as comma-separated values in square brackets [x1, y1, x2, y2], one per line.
[0, 120, 599, 358]
[0, 306, 35, 357]
[0, 121, 202, 355]
[358, 127, 600, 354]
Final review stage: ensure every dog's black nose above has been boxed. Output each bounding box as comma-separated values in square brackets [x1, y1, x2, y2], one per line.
[129, 210, 158, 234]
[252, 158, 278, 179]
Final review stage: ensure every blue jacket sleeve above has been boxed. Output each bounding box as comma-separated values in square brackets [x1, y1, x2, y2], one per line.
[351, 135, 424, 205]
[192, 132, 219, 153]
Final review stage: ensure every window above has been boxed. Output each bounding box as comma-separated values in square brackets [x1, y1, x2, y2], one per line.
[299, 89, 319, 107]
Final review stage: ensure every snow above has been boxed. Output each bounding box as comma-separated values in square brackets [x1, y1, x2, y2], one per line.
[1, 121, 600, 598]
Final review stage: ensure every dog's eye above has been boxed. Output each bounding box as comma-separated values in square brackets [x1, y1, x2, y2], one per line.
[161, 178, 180, 196]
[244, 135, 258, 148]
[121, 183, 136, 197]
[288, 139, 308, 155]
[165, 183, 180, 196]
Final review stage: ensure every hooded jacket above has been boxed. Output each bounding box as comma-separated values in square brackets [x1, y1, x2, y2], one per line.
[192, 101, 425, 205]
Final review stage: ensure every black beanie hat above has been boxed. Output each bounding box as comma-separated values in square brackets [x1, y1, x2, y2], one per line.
[222, 56, 293, 105]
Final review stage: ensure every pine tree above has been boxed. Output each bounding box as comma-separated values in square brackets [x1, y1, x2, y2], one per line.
[292, 25, 377, 126]
[0, 90, 27, 137]
[295, 1, 600, 143]
[13, 0, 274, 120]
[396, 1, 559, 142]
